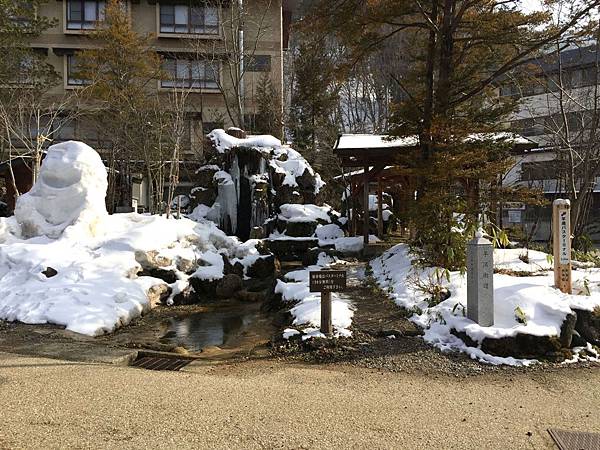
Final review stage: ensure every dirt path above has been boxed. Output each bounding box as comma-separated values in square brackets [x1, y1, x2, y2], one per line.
[0, 351, 599, 449]
[339, 262, 421, 338]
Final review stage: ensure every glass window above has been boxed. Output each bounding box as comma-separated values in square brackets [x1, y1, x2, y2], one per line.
[159, 3, 219, 35]
[66, 55, 90, 86]
[246, 55, 271, 72]
[67, 0, 105, 30]
[161, 57, 219, 89]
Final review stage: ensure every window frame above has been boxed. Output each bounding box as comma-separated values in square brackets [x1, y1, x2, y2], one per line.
[65, 0, 106, 32]
[65, 54, 91, 88]
[157, 2, 220, 37]
[160, 57, 221, 91]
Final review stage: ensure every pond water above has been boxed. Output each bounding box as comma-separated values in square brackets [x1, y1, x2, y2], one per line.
[159, 300, 276, 353]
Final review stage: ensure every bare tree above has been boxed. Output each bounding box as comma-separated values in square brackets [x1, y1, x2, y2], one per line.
[188, 0, 275, 129]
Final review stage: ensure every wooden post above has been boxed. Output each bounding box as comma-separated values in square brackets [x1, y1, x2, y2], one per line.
[363, 165, 369, 246]
[320, 291, 332, 336]
[351, 181, 357, 236]
[553, 199, 572, 294]
[377, 177, 384, 238]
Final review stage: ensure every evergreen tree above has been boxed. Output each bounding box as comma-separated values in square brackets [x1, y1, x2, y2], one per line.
[288, 40, 342, 205]
[305, 0, 598, 267]
[76, 0, 166, 211]
[0, 0, 57, 88]
[254, 74, 282, 138]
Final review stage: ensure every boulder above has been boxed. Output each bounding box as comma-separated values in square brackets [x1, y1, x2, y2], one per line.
[284, 220, 318, 238]
[42, 267, 58, 278]
[176, 257, 197, 274]
[135, 250, 172, 270]
[171, 285, 198, 305]
[266, 238, 319, 262]
[573, 308, 600, 345]
[246, 254, 279, 279]
[138, 268, 178, 284]
[451, 313, 577, 361]
[147, 283, 172, 307]
[188, 276, 219, 300]
[216, 274, 243, 298]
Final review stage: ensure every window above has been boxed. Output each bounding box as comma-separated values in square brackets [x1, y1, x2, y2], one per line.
[246, 55, 271, 72]
[159, 3, 218, 35]
[161, 58, 219, 89]
[8, 1, 34, 27]
[67, 0, 106, 30]
[520, 161, 560, 181]
[66, 55, 90, 86]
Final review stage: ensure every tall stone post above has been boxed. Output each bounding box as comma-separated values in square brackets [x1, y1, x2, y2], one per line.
[552, 199, 572, 294]
[467, 230, 494, 326]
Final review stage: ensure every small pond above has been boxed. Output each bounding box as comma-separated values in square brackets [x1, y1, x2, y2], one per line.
[159, 300, 276, 353]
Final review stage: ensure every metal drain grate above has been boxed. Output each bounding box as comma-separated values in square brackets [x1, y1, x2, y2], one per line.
[548, 428, 600, 450]
[131, 356, 192, 371]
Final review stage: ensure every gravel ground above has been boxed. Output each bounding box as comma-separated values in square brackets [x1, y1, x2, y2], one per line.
[0, 351, 599, 449]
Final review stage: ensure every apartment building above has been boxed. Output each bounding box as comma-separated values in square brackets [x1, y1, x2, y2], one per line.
[502, 44, 600, 241]
[28, 0, 293, 151]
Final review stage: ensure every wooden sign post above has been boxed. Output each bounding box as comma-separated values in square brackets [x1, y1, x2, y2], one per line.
[309, 270, 347, 336]
[552, 199, 572, 294]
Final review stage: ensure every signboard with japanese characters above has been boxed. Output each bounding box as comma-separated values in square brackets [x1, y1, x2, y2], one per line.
[552, 199, 572, 294]
[309, 270, 347, 293]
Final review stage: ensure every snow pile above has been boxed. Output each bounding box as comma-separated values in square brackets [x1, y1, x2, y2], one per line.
[207, 128, 282, 153]
[370, 244, 600, 365]
[0, 211, 244, 336]
[14, 141, 108, 239]
[0, 142, 251, 336]
[275, 254, 354, 339]
[494, 248, 553, 273]
[278, 204, 332, 223]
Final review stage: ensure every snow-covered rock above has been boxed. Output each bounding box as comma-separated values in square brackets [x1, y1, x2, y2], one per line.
[370, 244, 600, 365]
[15, 141, 108, 239]
[191, 129, 325, 240]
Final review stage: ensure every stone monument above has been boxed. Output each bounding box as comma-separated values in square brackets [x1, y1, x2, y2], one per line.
[467, 229, 494, 326]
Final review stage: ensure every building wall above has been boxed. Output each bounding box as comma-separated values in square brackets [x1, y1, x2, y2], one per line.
[500, 45, 600, 241]
[30, 0, 284, 138]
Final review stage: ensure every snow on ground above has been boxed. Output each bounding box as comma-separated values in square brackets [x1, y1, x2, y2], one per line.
[0, 141, 252, 336]
[371, 244, 600, 365]
[275, 253, 354, 339]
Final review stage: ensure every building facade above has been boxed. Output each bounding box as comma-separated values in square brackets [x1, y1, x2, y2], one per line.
[503, 44, 600, 241]
[29, 0, 291, 152]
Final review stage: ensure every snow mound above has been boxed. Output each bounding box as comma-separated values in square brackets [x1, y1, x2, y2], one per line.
[207, 128, 282, 153]
[0, 212, 245, 336]
[275, 254, 354, 339]
[278, 204, 332, 223]
[370, 244, 600, 366]
[15, 141, 108, 239]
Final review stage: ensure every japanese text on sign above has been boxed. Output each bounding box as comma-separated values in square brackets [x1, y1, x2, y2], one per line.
[309, 271, 347, 292]
[559, 210, 570, 265]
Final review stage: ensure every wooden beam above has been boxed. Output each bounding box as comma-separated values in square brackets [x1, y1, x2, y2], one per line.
[377, 177, 384, 239]
[363, 165, 369, 247]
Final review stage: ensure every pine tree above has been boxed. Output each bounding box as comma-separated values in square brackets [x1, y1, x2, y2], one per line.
[0, 0, 57, 89]
[76, 0, 165, 211]
[305, 0, 598, 267]
[254, 74, 282, 138]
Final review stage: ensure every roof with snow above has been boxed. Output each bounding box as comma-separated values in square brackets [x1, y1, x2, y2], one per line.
[333, 132, 537, 167]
